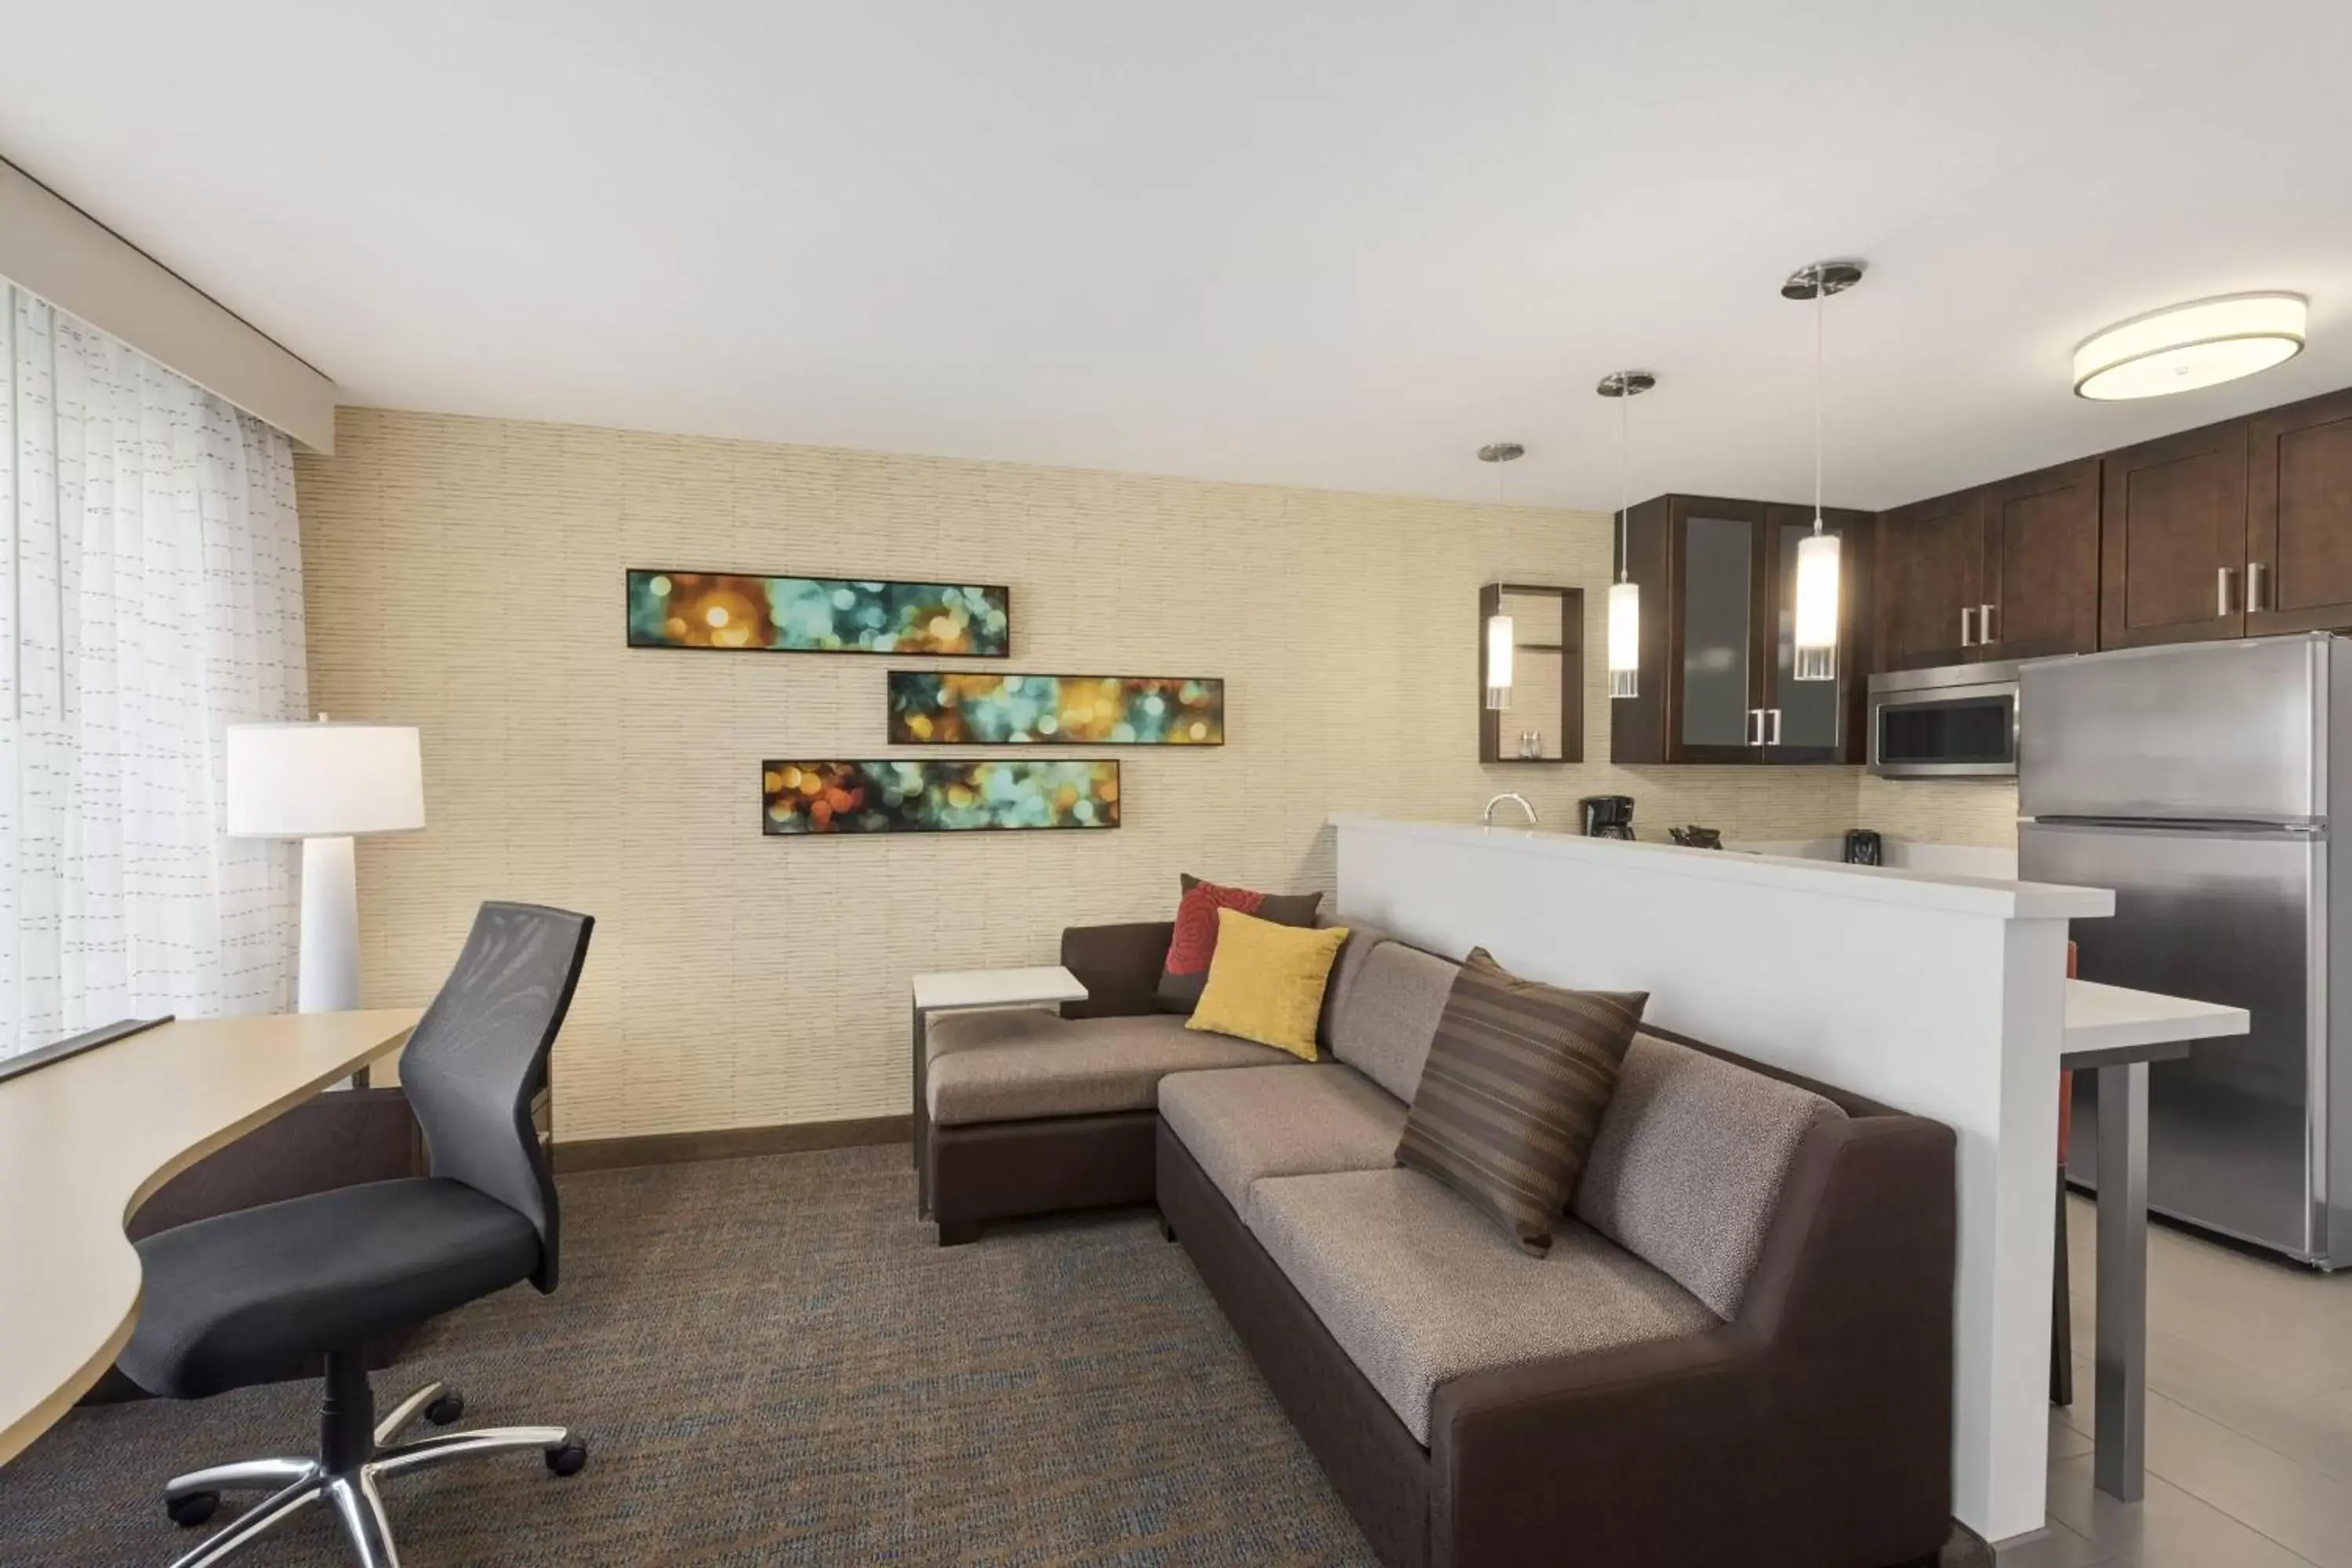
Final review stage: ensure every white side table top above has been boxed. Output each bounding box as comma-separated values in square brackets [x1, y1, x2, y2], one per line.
[913, 965, 1089, 1013]
[2063, 978, 2250, 1055]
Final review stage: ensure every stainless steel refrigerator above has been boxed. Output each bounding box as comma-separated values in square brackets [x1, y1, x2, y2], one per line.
[2020, 633, 2351, 1269]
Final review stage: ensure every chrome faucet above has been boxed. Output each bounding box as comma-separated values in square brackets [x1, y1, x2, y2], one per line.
[1482, 792, 1537, 827]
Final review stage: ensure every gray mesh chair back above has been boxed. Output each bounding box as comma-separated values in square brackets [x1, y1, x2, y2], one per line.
[401, 901, 593, 1291]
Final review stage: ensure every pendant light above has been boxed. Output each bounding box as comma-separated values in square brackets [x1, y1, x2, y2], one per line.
[1595, 371, 1655, 700]
[1477, 441, 1524, 710]
[1782, 259, 1865, 682]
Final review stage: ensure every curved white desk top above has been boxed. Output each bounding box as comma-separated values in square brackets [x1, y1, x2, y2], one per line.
[0, 1009, 420, 1466]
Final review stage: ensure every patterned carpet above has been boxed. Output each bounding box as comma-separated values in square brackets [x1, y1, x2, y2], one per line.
[0, 1145, 1377, 1566]
[3, 1144, 1988, 1567]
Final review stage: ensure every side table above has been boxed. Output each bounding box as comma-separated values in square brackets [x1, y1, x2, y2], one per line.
[911, 967, 1090, 1217]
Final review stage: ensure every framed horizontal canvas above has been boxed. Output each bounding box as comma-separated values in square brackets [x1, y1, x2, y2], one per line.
[761, 760, 1120, 835]
[627, 570, 1011, 655]
[887, 673, 1224, 745]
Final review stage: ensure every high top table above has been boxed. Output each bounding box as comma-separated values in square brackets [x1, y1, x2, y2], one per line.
[0, 1010, 421, 1466]
[2061, 978, 2250, 1505]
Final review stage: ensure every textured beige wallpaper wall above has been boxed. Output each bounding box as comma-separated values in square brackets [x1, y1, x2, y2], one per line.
[299, 408, 1867, 1140]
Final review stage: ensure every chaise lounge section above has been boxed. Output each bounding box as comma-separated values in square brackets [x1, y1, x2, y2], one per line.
[918, 914, 1958, 1566]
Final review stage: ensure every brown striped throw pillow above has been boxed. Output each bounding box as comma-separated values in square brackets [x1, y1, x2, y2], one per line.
[1395, 949, 1646, 1255]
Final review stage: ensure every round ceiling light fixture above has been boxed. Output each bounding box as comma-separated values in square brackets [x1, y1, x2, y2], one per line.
[2073, 292, 2307, 401]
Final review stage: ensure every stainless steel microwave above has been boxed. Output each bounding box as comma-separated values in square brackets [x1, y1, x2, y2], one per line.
[1867, 662, 2020, 778]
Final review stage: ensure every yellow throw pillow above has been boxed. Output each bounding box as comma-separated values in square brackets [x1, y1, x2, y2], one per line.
[1185, 907, 1350, 1062]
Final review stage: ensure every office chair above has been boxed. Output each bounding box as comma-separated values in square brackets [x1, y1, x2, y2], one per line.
[117, 901, 595, 1568]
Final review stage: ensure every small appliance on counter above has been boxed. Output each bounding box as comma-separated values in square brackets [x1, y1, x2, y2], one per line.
[1668, 826, 1722, 849]
[1842, 829, 1883, 866]
[1578, 795, 1635, 839]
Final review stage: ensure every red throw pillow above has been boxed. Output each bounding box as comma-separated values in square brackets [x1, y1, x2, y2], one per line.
[1155, 873, 1323, 1012]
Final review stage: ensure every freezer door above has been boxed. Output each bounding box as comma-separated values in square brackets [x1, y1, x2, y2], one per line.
[2024, 820, 2323, 1259]
[2019, 636, 2331, 822]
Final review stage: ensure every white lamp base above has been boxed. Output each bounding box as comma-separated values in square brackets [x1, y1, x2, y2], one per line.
[297, 834, 361, 1013]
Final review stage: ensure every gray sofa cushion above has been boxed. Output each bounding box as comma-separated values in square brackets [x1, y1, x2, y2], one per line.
[1572, 1033, 1845, 1319]
[1326, 941, 1456, 1102]
[1249, 1167, 1714, 1443]
[1312, 913, 1390, 1053]
[1159, 1062, 1407, 1220]
[926, 1012, 1298, 1125]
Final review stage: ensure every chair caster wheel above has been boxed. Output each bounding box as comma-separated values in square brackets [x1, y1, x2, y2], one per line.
[544, 1439, 588, 1477]
[167, 1491, 220, 1527]
[424, 1390, 466, 1425]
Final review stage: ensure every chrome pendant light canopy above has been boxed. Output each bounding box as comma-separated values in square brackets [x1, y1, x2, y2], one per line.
[1597, 370, 1654, 701]
[1785, 259, 1864, 682]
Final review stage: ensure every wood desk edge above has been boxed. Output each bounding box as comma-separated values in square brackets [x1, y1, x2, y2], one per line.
[0, 1010, 420, 1468]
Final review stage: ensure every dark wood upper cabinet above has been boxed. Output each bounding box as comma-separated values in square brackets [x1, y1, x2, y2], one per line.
[2100, 419, 2249, 648]
[1874, 488, 1984, 670]
[1979, 458, 2101, 660]
[2247, 388, 2352, 637]
[1611, 494, 1869, 766]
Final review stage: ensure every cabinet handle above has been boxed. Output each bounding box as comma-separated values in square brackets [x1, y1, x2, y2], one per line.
[1768, 708, 1783, 746]
[1747, 708, 1765, 747]
[2217, 566, 2236, 617]
[2249, 562, 2268, 613]
[1960, 606, 1976, 648]
[1980, 603, 1997, 644]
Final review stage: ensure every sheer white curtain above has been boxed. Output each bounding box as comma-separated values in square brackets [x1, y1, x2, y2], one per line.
[0, 285, 308, 1058]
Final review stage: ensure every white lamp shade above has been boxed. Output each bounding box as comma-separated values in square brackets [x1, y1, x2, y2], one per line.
[1606, 581, 1640, 699]
[227, 722, 426, 838]
[1483, 613, 1515, 709]
[1791, 529, 1842, 681]
[2074, 292, 2307, 401]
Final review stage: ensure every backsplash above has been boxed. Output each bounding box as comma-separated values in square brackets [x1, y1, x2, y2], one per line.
[1853, 775, 2020, 848]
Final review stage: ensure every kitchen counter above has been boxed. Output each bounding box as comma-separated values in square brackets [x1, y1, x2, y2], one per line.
[2063, 978, 2249, 1061]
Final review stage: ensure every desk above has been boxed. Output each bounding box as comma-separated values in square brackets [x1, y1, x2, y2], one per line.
[0, 1010, 421, 1466]
[2060, 978, 2250, 1504]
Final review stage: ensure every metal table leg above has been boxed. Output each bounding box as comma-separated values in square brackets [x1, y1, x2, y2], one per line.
[2093, 1060, 2148, 1501]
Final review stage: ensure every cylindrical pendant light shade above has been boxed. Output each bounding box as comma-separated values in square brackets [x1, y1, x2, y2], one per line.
[1607, 581, 1640, 699]
[1484, 613, 1515, 710]
[1791, 528, 1842, 681]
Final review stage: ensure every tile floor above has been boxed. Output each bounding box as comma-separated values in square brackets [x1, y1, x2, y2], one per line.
[2021, 1194, 2352, 1566]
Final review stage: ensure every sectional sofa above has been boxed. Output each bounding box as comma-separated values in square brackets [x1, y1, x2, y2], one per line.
[918, 915, 1958, 1568]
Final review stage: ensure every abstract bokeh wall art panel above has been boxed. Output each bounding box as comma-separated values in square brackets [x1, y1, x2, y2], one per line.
[627, 571, 1011, 655]
[887, 673, 1224, 745]
[762, 760, 1120, 834]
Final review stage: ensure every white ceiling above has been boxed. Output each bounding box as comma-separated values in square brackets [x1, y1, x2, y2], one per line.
[5, 1, 2349, 510]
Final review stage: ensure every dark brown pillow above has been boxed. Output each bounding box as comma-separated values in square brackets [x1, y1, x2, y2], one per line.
[1154, 873, 1323, 1013]
[1395, 949, 1646, 1254]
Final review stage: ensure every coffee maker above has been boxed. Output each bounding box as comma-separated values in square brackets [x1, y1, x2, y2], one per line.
[1577, 795, 1635, 840]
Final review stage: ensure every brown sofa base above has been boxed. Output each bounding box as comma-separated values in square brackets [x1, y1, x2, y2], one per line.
[928, 1111, 1158, 1242]
[1157, 1120, 1434, 1567]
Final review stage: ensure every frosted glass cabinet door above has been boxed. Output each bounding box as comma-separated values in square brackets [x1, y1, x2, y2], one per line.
[1680, 514, 1756, 752]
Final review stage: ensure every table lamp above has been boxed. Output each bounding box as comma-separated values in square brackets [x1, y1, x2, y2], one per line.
[227, 717, 425, 1012]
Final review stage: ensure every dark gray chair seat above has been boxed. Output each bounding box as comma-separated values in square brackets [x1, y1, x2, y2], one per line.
[122, 1177, 540, 1399]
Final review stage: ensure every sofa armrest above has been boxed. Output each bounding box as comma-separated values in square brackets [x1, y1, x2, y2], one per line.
[1428, 1112, 1955, 1568]
[1059, 921, 1174, 1018]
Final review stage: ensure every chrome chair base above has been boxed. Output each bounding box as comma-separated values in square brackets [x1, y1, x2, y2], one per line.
[161, 1380, 582, 1568]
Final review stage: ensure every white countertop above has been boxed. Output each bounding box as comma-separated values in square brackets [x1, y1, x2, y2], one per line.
[2063, 978, 2250, 1054]
[1331, 815, 2114, 921]
[912, 966, 1088, 1012]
